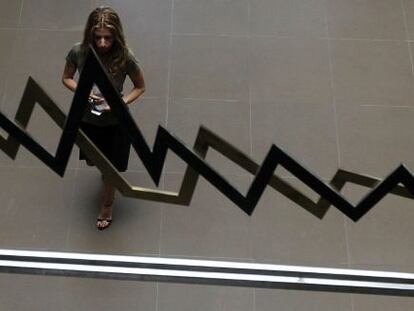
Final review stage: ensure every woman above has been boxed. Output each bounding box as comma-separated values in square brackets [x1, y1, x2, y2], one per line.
[62, 7, 145, 230]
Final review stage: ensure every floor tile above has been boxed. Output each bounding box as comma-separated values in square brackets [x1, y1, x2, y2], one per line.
[327, 0, 406, 39]
[250, 0, 326, 37]
[159, 283, 254, 311]
[161, 174, 252, 259]
[65, 170, 162, 255]
[173, 0, 249, 35]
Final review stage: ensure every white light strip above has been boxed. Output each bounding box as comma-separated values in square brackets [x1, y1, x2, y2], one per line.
[0, 249, 412, 280]
[0, 249, 413, 296]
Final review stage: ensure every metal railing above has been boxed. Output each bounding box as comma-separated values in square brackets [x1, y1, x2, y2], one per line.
[0, 46, 413, 221]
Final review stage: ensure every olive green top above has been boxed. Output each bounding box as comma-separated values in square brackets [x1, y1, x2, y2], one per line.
[65, 43, 140, 126]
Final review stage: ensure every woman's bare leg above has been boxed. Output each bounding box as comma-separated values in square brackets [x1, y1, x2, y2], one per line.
[96, 177, 115, 229]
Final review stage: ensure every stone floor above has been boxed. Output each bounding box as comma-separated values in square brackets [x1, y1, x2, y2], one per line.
[1, 0, 414, 309]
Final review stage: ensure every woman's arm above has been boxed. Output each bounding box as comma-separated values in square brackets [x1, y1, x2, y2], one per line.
[62, 61, 78, 92]
[62, 61, 104, 102]
[123, 67, 145, 105]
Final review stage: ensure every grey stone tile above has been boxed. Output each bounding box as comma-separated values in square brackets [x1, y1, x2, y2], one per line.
[0, 28, 17, 109]
[250, 37, 332, 105]
[162, 160, 255, 207]
[65, 170, 162, 255]
[0, 274, 65, 311]
[0, 30, 19, 167]
[249, 178, 349, 266]
[0, 167, 76, 250]
[126, 32, 170, 98]
[0, 0, 412, 307]
[251, 99, 338, 179]
[403, 0, 414, 40]
[3, 29, 82, 110]
[165, 97, 250, 174]
[0, 0, 23, 28]
[326, 0, 406, 39]
[341, 183, 414, 268]
[93, 0, 172, 34]
[173, 0, 249, 35]
[250, 37, 337, 178]
[161, 174, 252, 259]
[170, 35, 249, 100]
[127, 97, 167, 172]
[0, 144, 13, 166]
[2, 29, 82, 168]
[20, 0, 91, 30]
[336, 105, 414, 176]
[0, 167, 17, 206]
[167, 34, 250, 174]
[330, 39, 414, 106]
[1, 109, 80, 169]
[352, 294, 414, 311]
[158, 283, 254, 311]
[250, 0, 326, 37]
[15, 101, 80, 169]
[60, 277, 157, 311]
[255, 288, 352, 311]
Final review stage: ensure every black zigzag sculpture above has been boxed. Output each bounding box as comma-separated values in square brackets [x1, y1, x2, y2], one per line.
[1, 46, 414, 221]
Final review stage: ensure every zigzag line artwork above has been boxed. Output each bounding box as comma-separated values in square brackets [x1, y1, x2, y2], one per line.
[0, 46, 413, 221]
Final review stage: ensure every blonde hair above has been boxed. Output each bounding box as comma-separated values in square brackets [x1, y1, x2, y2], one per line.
[81, 6, 128, 75]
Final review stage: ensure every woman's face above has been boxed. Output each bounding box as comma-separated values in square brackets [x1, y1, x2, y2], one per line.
[93, 27, 114, 54]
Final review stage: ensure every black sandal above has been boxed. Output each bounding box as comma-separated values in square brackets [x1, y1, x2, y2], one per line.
[96, 218, 112, 230]
[96, 200, 113, 230]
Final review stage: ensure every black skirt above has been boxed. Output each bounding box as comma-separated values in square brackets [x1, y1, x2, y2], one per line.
[79, 122, 131, 172]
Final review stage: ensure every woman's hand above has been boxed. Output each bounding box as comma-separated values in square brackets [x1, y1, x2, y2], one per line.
[90, 93, 111, 111]
[99, 103, 111, 111]
[89, 93, 104, 103]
